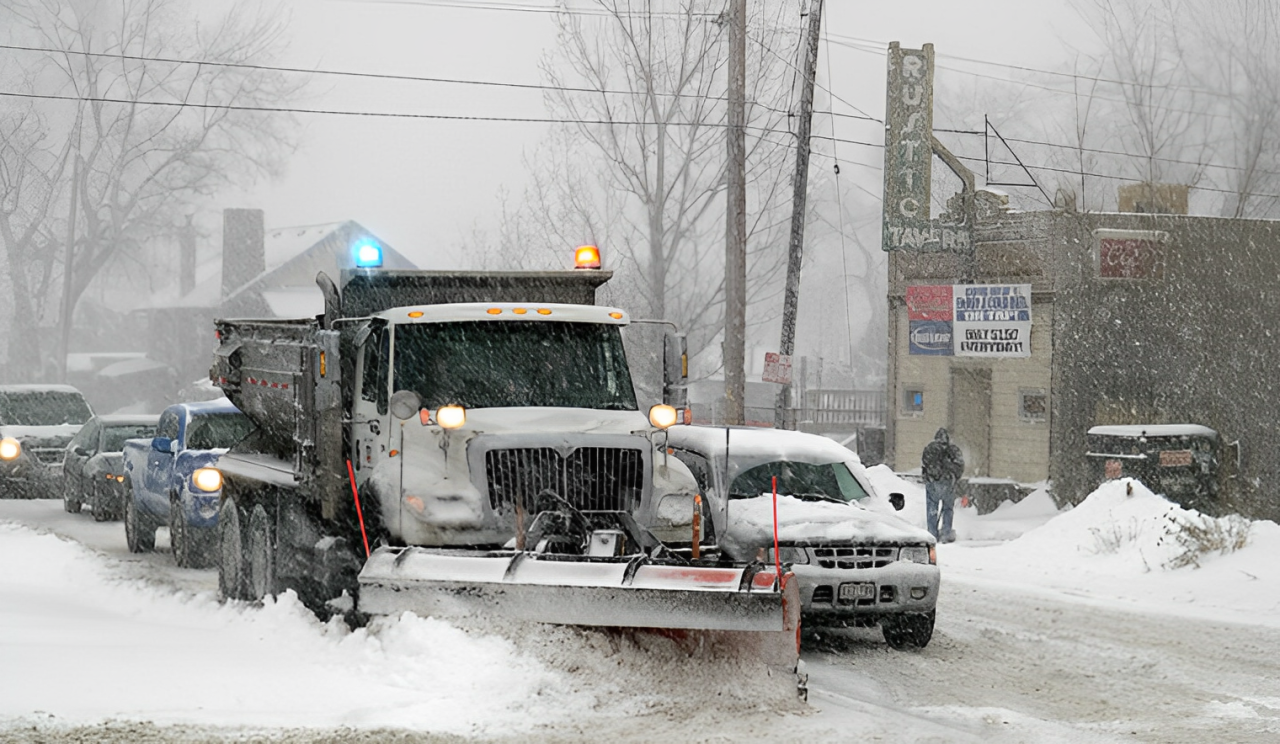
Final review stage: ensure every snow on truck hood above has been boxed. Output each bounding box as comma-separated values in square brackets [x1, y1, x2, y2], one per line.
[722, 494, 933, 555]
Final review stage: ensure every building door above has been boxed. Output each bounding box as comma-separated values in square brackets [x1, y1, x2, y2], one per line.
[950, 367, 991, 478]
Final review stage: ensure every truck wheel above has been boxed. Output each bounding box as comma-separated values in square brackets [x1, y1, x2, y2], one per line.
[124, 491, 155, 553]
[91, 484, 112, 522]
[218, 498, 249, 601]
[882, 610, 936, 649]
[171, 496, 197, 568]
[247, 504, 279, 602]
[63, 479, 82, 514]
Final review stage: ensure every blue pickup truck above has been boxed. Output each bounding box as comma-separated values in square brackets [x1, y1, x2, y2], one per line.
[122, 399, 253, 567]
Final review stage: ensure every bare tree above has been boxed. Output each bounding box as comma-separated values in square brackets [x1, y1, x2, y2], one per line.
[484, 0, 801, 372]
[0, 0, 299, 378]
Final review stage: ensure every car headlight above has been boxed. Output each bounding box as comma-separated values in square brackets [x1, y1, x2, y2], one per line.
[0, 438, 20, 461]
[192, 468, 223, 493]
[767, 547, 809, 565]
[900, 546, 935, 565]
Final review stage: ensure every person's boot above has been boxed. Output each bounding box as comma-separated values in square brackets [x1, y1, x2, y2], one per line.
[942, 530, 957, 544]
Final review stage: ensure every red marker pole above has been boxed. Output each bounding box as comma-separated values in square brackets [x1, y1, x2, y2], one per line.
[772, 475, 781, 579]
[346, 459, 371, 558]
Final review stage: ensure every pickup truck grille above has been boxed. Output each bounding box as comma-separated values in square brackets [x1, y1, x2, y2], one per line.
[30, 448, 65, 466]
[485, 447, 644, 513]
[813, 546, 898, 569]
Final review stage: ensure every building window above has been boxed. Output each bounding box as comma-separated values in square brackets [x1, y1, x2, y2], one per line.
[902, 387, 924, 415]
[1019, 388, 1047, 423]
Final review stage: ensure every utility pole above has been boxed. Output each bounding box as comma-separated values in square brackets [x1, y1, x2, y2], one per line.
[57, 155, 80, 384]
[724, 0, 747, 426]
[774, 0, 824, 429]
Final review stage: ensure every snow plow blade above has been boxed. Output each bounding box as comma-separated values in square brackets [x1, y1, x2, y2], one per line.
[357, 547, 800, 635]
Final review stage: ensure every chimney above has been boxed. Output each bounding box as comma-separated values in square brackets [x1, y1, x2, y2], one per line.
[222, 208, 265, 298]
[179, 215, 197, 297]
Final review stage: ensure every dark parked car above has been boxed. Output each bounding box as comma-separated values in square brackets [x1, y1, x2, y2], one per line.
[0, 385, 94, 498]
[62, 414, 159, 520]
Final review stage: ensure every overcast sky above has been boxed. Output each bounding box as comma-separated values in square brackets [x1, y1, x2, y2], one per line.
[219, 0, 1097, 271]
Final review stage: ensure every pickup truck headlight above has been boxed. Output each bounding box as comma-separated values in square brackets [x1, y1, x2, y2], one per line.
[900, 546, 935, 565]
[767, 547, 809, 565]
[0, 438, 20, 461]
[192, 468, 223, 493]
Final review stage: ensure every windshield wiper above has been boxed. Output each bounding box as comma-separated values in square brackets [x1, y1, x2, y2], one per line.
[796, 492, 849, 505]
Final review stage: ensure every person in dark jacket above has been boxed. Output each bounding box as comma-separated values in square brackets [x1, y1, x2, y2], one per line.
[921, 427, 964, 543]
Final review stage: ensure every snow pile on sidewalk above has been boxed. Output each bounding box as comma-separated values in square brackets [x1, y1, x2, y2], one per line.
[864, 465, 1061, 541]
[0, 523, 800, 736]
[944, 480, 1280, 625]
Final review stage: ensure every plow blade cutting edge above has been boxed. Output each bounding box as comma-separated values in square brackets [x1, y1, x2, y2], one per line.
[357, 547, 800, 638]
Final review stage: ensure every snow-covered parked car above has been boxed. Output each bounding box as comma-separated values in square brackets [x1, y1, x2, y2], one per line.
[667, 426, 939, 648]
[0, 385, 94, 499]
[121, 399, 253, 567]
[62, 414, 158, 520]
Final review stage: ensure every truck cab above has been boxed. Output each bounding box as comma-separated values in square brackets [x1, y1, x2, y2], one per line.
[349, 301, 697, 548]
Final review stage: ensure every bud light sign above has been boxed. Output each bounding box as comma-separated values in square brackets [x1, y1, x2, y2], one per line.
[909, 320, 953, 355]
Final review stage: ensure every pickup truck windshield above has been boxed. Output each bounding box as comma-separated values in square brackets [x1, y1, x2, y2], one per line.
[394, 321, 637, 410]
[186, 413, 254, 450]
[729, 460, 870, 503]
[0, 391, 92, 426]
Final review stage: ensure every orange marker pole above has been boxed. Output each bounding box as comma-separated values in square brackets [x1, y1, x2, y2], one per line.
[691, 494, 702, 560]
[772, 475, 781, 579]
[346, 459, 371, 558]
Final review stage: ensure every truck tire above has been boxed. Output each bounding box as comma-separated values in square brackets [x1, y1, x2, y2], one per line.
[882, 610, 936, 649]
[63, 479, 82, 514]
[124, 488, 155, 553]
[170, 495, 213, 568]
[247, 504, 279, 602]
[91, 483, 113, 522]
[218, 497, 249, 601]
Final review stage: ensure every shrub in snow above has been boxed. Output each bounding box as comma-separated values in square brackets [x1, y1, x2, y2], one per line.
[1158, 510, 1251, 569]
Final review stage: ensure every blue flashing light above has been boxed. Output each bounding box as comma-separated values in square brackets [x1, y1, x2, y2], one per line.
[354, 239, 383, 268]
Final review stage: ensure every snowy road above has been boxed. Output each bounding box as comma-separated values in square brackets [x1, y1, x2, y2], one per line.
[3, 490, 1280, 743]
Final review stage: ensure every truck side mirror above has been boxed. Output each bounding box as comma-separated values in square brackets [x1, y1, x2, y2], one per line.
[889, 492, 905, 511]
[389, 390, 423, 420]
[151, 437, 173, 454]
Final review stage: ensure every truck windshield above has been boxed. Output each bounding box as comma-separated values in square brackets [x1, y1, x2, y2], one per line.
[394, 321, 637, 410]
[186, 413, 254, 450]
[0, 391, 92, 426]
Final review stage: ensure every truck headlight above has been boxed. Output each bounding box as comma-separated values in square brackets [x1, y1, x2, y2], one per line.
[767, 547, 809, 565]
[436, 405, 466, 429]
[649, 404, 677, 429]
[192, 468, 223, 493]
[900, 546, 934, 565]
[0, 438, 19, 461]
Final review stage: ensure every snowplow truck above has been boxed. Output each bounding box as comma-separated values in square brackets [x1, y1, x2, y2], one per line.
[207, 258, 799, 668]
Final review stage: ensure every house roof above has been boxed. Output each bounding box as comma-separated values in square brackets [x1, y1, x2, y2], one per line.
[141, 220, 417, 314]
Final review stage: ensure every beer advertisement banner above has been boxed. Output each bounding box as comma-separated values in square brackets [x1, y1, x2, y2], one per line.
[953, 284, 1032, 357]
[907, 285, 953, 355]
[907, 284, 1032, 357]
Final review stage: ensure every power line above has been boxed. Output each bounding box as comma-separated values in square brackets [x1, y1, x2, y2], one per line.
[354, 0, 722, 18]
[746, 31, 881, 124]
[0, 42, 720, 102]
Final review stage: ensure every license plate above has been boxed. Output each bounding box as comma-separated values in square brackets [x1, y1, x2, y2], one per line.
[839, 583, 875, 601]
[1160, 450, 1193, 467]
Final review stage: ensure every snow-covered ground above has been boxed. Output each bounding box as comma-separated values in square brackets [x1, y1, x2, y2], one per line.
[3, 475, 1280, 742]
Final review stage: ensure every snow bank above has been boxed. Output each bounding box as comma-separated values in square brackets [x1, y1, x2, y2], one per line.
[0, 522, 803, 736]
[944, 480, 1280, 625]
[0, 523, 573, 734]
[864, 465, 1062, 542]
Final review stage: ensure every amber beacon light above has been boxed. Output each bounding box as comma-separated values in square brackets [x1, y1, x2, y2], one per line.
[574, 245, 601, 270]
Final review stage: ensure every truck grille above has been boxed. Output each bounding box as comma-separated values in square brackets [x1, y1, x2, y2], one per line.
[485, 447, 644, 513]
[813, 546, 898, 569]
